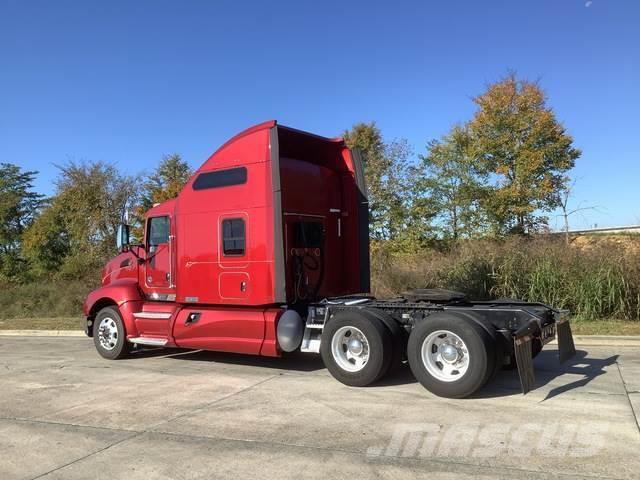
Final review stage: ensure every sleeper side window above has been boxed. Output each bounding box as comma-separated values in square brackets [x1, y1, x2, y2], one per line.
[222, 218, 245, 256]
[193, 167, 247, 190]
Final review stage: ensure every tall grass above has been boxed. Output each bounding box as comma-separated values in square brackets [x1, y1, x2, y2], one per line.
[0, 278, 99, 319]
[1, 235, 638, 322]
[372, 235, 640, 321]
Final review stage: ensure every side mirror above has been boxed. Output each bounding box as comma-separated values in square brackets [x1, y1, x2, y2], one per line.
[116, 224, 131, 252]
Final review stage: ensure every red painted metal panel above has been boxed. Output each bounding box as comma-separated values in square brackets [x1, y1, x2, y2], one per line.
[87, 121, 368, 357]
[260, 308, 282, 357]
[172, 307, 266, 354]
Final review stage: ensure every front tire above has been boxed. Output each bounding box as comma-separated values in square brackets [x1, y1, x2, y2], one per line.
[407, 312, 496, 398]
[320, 310, 392, 387]
[93, 306, 131, 360]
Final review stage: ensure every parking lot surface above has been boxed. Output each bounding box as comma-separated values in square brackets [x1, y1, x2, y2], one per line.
[1, 336, 639, 480]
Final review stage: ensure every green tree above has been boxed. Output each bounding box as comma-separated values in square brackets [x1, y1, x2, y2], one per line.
[140, 154, 192, 212]
[468, 73, 581, 234]
[419, 125, 488, 240]
[343, 123, 414, 242]
[0, 163, 45, 279]
[23, 161, 139, 278]
[132, 154, 191, 239]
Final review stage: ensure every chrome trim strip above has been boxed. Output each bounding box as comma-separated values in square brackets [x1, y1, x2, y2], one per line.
[132, 312, 172, 319]
[145, 292, 176, 302]
[128, 337, 168, 346]
[344, 298, 370, 306]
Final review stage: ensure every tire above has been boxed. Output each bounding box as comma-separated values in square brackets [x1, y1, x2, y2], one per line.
[320, 310, 392, 387]
[407, 312, 496, 398]
[363, 308, 406, 376]
[93, 306, 131, 360]
[483, 323, 507, 381]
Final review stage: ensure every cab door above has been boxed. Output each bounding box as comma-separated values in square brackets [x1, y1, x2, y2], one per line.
[145, 215, 172, 288]
[136, 214, 174, 337]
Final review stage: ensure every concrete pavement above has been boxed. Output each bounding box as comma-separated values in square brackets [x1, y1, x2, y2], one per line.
[0, 336, 639, 479]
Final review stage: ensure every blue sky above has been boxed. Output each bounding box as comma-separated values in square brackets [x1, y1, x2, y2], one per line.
[1, 0, 638, 229]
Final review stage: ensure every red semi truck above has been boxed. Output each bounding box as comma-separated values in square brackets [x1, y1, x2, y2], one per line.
[83, 121, 575, 398]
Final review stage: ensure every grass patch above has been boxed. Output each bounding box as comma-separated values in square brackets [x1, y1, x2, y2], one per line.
[0, 317, 83, 330]
[570, 320, 640, 336]
[0, 278, 96, 319]
[372, 235, 640, 321]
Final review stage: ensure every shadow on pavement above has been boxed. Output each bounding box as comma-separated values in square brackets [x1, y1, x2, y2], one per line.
[128, 346, 618, 398]
[371, 348, 619, 397]
[130, 347, 325, 373]
[473, 349, 619, 399]
[373, 362, 417, 387]
[538, 349, 619, 400]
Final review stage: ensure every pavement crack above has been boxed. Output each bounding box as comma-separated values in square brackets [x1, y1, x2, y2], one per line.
[615, 361, 640, 436]
[0, 416, 138, 434]
[28, 431, 142, 480]
[144, 430, 625, 480]
[146, 374, 279, 430]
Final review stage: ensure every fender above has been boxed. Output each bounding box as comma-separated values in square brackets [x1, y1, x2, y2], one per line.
[438, 309, 506, 347]
[83, 279, 143, 337]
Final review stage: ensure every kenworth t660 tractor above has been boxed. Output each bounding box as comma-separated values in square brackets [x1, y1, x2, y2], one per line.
[83, 121, 575, 398]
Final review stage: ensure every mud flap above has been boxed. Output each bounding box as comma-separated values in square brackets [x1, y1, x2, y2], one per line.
[557, 316, 576, 364]
[514, 334, 535, 394]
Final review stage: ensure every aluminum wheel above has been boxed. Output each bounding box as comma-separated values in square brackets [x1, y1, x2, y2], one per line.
[421, 329, 470, 382]
[331, 325, 370, 372]
[97, 316, 119, 351]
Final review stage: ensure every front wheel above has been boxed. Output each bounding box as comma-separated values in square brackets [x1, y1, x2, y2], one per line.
[93, 306, 131, 360]
[407, 312, 496, 398]
[320, 310, 392, 387]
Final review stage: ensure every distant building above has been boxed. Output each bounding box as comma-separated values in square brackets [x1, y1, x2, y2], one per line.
[558, 225, 640, 235]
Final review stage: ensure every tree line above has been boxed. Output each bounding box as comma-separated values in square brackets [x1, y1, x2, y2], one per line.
[345, 73, 580, 250]
[0, 73, 580, 283]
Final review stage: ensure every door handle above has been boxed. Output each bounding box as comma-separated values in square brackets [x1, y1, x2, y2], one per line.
[240, 281, 247, 292]
[185, 312, 201, 325]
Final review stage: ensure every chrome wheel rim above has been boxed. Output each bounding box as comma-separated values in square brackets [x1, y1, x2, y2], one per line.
[98, 317, 118, 351]
[331, 326, 370, 372]
[421, 330, 469, 382]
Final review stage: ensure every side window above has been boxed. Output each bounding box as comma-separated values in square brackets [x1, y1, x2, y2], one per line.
[222, 218, 245, 256]
[193, 167, 247, 190]
[148, 216, 170, 246]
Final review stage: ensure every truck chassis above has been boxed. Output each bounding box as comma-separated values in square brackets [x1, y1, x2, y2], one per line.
[296, 290, 576, 397]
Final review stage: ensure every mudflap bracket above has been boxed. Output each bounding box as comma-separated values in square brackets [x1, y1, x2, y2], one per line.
[514, 334, 536, 394]
[514, 313, 576, 395]
[556, 313, 576, 364]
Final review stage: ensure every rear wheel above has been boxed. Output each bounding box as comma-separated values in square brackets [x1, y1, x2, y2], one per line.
[93, 306, 131, 360]
[364, 308, 406, 376]
[407, 312, 496, 398]
[320, 310, 392, 387]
